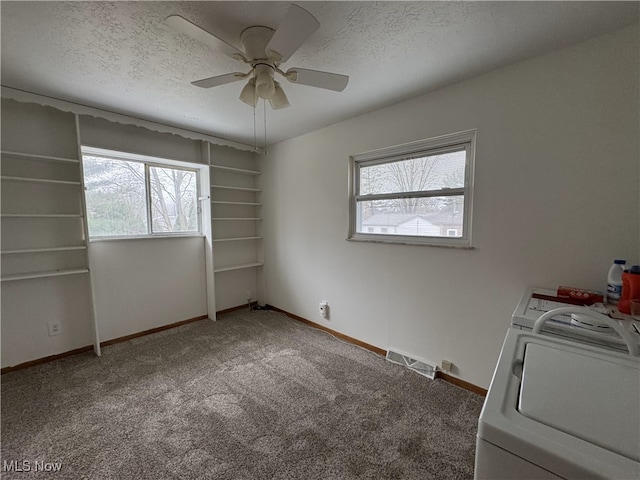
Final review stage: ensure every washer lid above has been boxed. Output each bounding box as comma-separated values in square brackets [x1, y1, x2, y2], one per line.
[518, 342, 640, 462]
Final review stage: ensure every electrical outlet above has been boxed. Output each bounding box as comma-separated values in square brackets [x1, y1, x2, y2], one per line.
[441, 359, 453, 372]
[319, 301, 329, 319]
[246, 290, 252, 302]
[48, 321, 62, 337]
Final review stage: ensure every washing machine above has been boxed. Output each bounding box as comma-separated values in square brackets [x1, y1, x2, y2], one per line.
[475, 294, 640, 479]
[511, 287, 640, 353]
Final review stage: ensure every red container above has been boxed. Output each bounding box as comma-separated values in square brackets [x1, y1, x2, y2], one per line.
[557, 286, 603, 305]
[618, 266, 640, 314]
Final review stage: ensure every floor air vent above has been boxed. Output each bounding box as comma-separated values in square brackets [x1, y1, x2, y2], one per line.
[386, 350, 437, 379]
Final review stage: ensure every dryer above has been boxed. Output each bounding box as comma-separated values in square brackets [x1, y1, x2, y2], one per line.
[475, 304, 640, 479]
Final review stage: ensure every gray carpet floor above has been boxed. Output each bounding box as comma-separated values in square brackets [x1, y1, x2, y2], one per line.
[1, 310, 483, 479]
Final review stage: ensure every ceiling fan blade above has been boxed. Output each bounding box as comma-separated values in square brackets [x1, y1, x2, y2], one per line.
[285, 68, 349, 92]
[166, 15, 246, 60]
[192, 73, 248, 88]
[266, 4, 320, 63]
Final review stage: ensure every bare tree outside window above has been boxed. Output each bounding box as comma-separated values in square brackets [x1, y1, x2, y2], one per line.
[83, 155, 199, 237]
[350, 131, 475, 247]
[149, 166, 198, 233]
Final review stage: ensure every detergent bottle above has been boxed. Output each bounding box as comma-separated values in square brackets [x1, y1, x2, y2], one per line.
[606, 259, 626, 305]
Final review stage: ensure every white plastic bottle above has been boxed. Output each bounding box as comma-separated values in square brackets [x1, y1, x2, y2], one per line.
[607, 259, 626, 305]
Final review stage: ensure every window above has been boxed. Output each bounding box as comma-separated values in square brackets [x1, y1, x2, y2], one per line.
[82, 148, 200, 238]
[348, 130, 475, 247]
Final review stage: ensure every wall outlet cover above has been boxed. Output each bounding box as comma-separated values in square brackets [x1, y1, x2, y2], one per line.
[48, 321, 62, 336]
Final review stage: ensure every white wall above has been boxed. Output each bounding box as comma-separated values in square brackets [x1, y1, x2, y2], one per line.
[89, 237, 207, 341]
[262, 26, 640, 388]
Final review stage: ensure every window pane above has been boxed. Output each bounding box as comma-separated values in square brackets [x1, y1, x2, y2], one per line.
[83, 156, 148, 236]
[149, 166, 198, 233]
[359, 150, 465, 195]
[357, 196, 464, 237]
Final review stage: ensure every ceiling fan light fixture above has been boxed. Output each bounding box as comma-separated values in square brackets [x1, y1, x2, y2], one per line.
[255, 65, 276, 99]
[269, 81, 290, 109]
[239, 78, 257, 107]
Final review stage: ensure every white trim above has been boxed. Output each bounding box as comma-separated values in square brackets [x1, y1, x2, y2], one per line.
[352, 130, 477, 163]
[81, 146, 207, 239]
[75, 115, 101, 357]
[2, 86, 263, 154]
[348, 129, 476, 248]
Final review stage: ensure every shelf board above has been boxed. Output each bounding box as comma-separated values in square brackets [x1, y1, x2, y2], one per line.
[211, 201, 262, 206]
[213, 236, 263, 243]
[212, 217, 262, 221]
[1, 268, 89, 282]
[2, 246, 87, 255]
[1, 213, 82, 218]
[211, 184, 261, 192]
[1, 175, 81, 185]
[1, 150, 79, 164]
[210, 164, 260, 176]
[214, 262, 263, 273]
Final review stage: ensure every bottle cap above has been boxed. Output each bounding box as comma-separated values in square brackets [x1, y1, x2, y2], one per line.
[614, 259, 627, 264]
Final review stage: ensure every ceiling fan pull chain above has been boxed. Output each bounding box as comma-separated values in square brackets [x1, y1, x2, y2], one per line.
[253, 101, 257, 151]
[263, 99, 268, 151]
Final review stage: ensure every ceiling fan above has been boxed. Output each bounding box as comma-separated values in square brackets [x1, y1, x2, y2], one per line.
[166, 4, 349, 109]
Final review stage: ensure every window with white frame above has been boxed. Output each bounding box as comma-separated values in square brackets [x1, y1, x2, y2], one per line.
[81, 148, 201, 238]
[348, 130, 475, 247]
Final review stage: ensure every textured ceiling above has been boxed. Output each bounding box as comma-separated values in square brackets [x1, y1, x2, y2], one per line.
[1, 1, 638, 147]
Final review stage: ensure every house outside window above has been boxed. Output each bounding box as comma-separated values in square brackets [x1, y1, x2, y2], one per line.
[348, 130, 475, 247]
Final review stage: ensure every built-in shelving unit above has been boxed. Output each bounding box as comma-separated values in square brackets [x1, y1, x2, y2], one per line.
[1, 149, 90, 283]
[209, 159, 263, 276]
[0, 97, 101, 368]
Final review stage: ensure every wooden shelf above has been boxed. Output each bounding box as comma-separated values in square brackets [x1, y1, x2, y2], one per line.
[213, 236, 263, 243]
[212, 217, 262, 221]
[1, 213, 82, 218]
[1, 175, 81, 185]
[1, 268, 89, 282]
[210, 164, 260, 176]
[211, 185, 261, 192]
[1, 150, 79, 164]
[2, 246, 87, 255]
[214, 262, 263, 273]
[211, 201, 262, 206]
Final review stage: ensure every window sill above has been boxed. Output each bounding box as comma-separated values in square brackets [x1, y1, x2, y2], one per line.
[346, 235, 474, 249]
[90, 234, 205, 243]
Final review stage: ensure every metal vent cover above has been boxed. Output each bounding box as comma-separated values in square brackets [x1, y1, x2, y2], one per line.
[386, 349, 436, 379]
